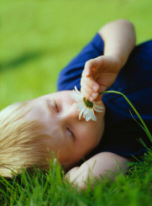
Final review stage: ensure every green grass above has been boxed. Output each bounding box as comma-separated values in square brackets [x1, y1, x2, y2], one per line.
[0, 0, 152, 205]
[0, 152, 152, 206]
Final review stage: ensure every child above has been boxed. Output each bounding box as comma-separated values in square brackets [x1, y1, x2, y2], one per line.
[58, 19, 152, 188]
[0, 20, 152, 189]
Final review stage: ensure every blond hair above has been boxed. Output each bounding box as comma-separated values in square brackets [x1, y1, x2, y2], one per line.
[0, 102, 51, 178]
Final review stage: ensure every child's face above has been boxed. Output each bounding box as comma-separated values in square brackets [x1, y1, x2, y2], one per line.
[24, 91, 105, 169]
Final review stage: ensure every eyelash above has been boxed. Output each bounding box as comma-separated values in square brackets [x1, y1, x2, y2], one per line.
[54, 101, 76, 141]
[54, 101, 59, 113]
[67, 127, 75, 141]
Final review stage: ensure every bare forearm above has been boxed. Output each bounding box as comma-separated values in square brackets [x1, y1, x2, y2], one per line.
[99, 19, 136, 69]
[65, 152, 131, 189]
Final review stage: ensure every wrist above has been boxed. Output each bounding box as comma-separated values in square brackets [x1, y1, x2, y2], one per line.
[105, 45, 132, 69]
[113, 56, 122, 72]
[104, 55, 122, 73]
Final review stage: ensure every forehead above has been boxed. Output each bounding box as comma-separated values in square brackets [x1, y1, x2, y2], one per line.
[48, 90, 72, 100]
[1, 102, 30, 120]
[32, 90, 71, 102]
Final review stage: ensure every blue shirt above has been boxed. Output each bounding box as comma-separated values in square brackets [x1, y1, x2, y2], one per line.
[57, 33, 152, 157]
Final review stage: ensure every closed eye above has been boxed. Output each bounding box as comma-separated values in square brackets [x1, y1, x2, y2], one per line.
[67, 127, 76, 142]
[54, 101, 59, 113]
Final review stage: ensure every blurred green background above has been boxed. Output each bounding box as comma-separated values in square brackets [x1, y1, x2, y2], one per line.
[0, 0, 151, 110]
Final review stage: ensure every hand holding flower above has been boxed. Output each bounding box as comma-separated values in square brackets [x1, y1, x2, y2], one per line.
[71, 86, 103, 122]
[80, 55, 121, 102]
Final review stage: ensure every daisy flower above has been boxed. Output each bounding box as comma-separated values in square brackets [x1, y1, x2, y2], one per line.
[70, 86, 103, 122]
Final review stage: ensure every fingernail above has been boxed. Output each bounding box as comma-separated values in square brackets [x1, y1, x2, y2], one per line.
[86, 71, 89, 76]
[89, 97, 93, 102]
[92, 93, 98, 99]
[93, 85, 98, 92]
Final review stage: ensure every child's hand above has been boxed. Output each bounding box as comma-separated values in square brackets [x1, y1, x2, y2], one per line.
[64, 165, 90, 190]
[80, 55, 121, 102]
[64, 152, 130, 190]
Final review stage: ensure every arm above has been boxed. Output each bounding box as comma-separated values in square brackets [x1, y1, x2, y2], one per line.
[99, 19, 136, 68]
[65, 152, 132, 189]
[81, 19, 136, 102]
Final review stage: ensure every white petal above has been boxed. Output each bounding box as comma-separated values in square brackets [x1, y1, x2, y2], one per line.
[94, 104, 103, 109]
[91, 110, 97, 121]
[83, 107, 89, 117]
[94, 108, 103, 113]
[70, 86, 103, 122]
[74, 86, 83, 97]
[85, 114, 90, 121]
[86, 110, 92, 121]
[77, 103, 85, 111]
[79, 107, 85, 120]
[70, 93, 78, 101]
[71, 93, 82, 102]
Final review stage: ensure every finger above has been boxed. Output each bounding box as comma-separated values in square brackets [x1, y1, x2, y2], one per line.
[83, 59, 97, 77]
[99, 85, 107, 94]
[94, 85, 107, 101]
[81, 86, 93, 102]
[81, 76, 100, 93]
[94, 94, 103, 102]
[81, 76, 100, 101]
[81, 86, 98, 102]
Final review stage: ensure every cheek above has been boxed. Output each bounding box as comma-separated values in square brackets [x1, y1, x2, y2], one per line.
[44, 121, 60, 138]
[95, 120, 105, 141]
[76, 131, 95, 153]
[81, 121, 104, 147]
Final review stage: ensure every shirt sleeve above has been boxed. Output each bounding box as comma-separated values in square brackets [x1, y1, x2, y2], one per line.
[57, 33, 104, 91]
[96, 40, 152, 158]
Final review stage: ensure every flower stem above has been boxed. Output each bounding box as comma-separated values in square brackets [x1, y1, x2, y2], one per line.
[100, 90, 152, 142]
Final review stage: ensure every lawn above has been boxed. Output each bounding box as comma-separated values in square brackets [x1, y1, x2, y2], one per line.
[0, 0, 152, 205]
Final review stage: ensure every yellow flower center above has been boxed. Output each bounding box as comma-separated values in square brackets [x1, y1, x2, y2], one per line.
[83, 97, 93, 108]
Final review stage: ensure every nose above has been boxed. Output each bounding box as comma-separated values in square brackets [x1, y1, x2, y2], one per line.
[59, 102, 81, 123]
[66, 103, 80, 120]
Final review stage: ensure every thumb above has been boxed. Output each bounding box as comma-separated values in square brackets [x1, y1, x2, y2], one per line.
[94, 85, 107, 101]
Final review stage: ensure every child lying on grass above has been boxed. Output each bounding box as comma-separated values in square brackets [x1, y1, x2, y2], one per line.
[0, 19, 152, 189]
